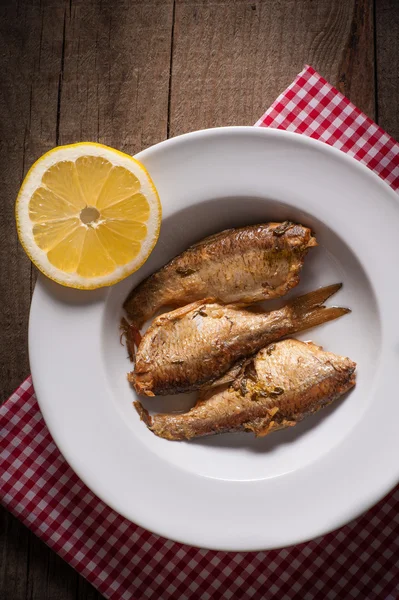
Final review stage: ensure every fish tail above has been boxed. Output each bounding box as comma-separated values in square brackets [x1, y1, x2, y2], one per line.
[134, 401, 153, 427]
[306, 234, 318, 248]
[289, 283, 342, 313]
[294, 305, 351, 331]
[289, 284, 350, 331]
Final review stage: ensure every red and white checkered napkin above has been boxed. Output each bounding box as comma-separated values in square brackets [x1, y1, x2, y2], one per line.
[1, 66, 399, 600]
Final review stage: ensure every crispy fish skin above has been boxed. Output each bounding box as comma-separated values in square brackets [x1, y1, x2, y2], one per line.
[134, 339, 356, 441]
[129, 283, 350, 396]
[123, 222, 317, 328]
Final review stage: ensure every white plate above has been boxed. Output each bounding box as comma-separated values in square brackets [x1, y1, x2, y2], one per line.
[29, 127, 399, 551]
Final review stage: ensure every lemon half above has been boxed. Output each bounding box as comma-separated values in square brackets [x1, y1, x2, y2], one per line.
[16, 143, 161, 289]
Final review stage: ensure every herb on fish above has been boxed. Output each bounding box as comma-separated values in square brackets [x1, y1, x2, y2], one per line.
[233, 376, 248, 396]
[268, 407, 279, 418]
[192, 307, 208, 318]
[176, 267, 196, 277]
[255, 385, 284, 399]
[244, 361, 258, 382]
[273, 221, 294, 236]
[224, 315, 234, 330]
[240, 379, 248, 396]
[270, 386, 284, 397]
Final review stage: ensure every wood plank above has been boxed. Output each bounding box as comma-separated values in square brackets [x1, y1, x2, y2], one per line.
[0, 510, 31, 600]
[0, 0, 62, 400]
[58, 0, 174, 154]
[30, 3, 175, 598]
[375, 0, 399, 139]
[16, 1, 83, 593]
[76, 578, 104, 600]
[169, 0, 375, 136]
[27, 535, 78, 600]
[337, 0, 375, 119]
[1, 1, 174, 599]
[0, 1, 67, 599]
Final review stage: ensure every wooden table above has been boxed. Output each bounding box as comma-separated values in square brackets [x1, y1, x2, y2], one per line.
[1, 1, 398, 598]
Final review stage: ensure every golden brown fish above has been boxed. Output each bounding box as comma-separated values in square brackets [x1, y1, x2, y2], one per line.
[135, 339, 356, 441]
[129, 283, 350, 396]
[123, 222, 317, 328]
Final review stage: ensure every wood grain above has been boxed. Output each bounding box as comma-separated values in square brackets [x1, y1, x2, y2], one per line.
[1, 1, 173, 599]
[0, 0, 64, 398]
[27, 534, 79, 600]
[2, 0, 398, 598]
[76, 577, 105, 600]
[0, 511, 30, 600]
[337, 0, 375, 119]
[169, 0, 375, 136]
[375, 0, 399, 139]
[58, 0, 173, 153]
[0, 1, 66, 599]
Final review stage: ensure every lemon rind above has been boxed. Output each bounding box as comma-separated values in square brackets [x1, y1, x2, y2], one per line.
[15, 143, 162, 289]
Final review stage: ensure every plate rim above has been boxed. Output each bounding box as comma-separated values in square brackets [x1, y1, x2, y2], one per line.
[29, 126, 399, 551]
[136, 125, 398, 199]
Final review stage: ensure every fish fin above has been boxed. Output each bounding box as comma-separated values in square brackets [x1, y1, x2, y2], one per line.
[131, 326, 142, 347]
[255, 418, 297, 437]
[188, 228, 234, 249]
[134, 401, 153, 427]
[306, 235, 318, 248]
[129, 372, 155, 397]
[202, 360, 245, 390]
[151, 298, 217, 324]
[255, 420, 276, 437]
[303, 340, 324, 350]
[120, 318, 141, 362]
[244, 416, 272, 436]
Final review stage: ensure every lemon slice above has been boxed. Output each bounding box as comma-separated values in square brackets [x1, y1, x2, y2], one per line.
[15, 143, 161, 289]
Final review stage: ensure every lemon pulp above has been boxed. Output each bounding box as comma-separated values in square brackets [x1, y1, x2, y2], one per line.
[16, 144, 161, 289]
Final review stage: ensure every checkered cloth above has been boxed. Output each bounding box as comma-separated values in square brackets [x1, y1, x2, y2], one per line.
[1, 65, 399, 600]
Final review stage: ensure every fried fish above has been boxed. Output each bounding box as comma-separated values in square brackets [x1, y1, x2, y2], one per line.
[134, 339, 356, 441]
[123, 222, 317, 328]
[129, 283, 350, 396]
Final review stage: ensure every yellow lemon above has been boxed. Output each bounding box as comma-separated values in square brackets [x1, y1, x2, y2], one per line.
[15, 143, 161, 289]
